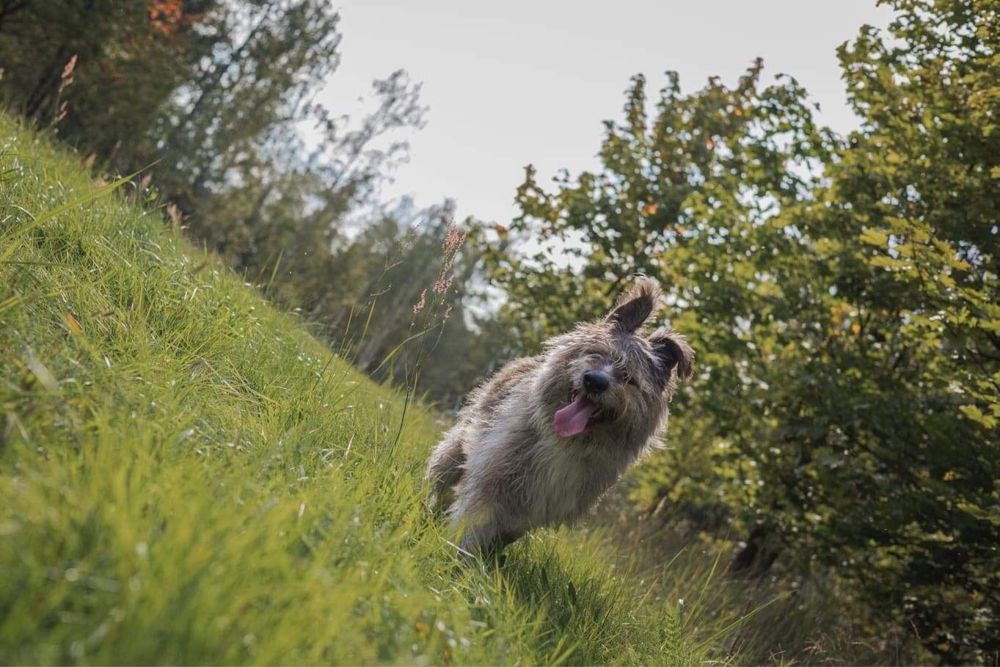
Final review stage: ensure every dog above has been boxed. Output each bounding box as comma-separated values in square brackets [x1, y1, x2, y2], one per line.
[425, 278, 693, 555]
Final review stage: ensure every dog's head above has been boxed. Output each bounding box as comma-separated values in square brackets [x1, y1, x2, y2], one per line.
[536, 278, 693, 443]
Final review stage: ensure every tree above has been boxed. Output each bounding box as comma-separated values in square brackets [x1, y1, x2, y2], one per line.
[485, 1, 999, 660]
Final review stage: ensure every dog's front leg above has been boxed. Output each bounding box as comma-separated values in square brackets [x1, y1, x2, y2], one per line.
[449, 497, 519, 557]
[458, 520, 518, 558]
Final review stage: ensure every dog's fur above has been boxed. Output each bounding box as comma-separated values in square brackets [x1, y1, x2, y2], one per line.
[425, 278, 693, 554]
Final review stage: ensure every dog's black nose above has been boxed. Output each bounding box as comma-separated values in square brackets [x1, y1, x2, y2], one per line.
[582, 370, 611, 394]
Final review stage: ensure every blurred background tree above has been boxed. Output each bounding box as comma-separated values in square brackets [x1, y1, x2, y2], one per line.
[0, 0, 206, 155]
[0, 0, 502, 407]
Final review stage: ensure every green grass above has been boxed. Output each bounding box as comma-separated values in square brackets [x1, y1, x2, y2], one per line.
[0, 112, 730, 665]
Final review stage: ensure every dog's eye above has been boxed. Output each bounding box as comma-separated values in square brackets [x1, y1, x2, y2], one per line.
[622, 374, 639, 387]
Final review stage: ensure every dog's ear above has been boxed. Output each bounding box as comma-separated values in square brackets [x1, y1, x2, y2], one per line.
[607, 278, 661, 333]
[648, 327, 694, 382]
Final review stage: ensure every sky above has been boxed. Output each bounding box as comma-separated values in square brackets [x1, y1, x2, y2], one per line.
[319, 1, 893, 225]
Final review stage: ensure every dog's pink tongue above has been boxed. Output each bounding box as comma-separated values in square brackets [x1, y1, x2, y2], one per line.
[554, 395, 597, 437]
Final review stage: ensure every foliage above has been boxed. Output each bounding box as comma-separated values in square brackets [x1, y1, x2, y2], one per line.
[485, 1, 1000, 661]
[0, 113, 741, 665]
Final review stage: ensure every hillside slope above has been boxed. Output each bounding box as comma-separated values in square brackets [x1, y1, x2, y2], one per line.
[0, 114, 712, 665]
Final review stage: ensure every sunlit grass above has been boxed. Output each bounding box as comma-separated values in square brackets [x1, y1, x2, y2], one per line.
[0, 114, 737, 665]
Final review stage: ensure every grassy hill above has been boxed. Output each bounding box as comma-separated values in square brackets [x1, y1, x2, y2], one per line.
[0, 113, 724, 665]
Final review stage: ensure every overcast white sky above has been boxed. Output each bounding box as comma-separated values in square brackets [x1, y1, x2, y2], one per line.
[319, 1, 892, 225]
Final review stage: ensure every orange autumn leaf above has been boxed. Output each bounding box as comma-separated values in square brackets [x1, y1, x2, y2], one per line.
[149, 0, 200, 35]
[65, 312, 83, 335]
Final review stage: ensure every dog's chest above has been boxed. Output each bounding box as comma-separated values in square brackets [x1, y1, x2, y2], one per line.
[524, 438, 615, 527]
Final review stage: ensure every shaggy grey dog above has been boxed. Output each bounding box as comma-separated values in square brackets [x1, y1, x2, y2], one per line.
[426, 278, 693, 554]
